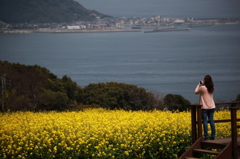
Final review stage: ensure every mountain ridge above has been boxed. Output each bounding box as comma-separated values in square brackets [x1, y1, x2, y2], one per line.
[0, 0, 111, 24]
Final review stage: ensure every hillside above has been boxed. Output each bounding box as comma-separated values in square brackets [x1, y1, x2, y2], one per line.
[0, 0, 111, 24]
[0, 61, 165, 111]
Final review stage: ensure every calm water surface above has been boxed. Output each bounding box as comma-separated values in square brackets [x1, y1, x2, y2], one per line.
[1, 24, 240, 103]
[1, 0, 240, 103]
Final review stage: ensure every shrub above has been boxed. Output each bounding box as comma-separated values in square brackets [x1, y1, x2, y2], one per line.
[163, 94, 190, 111]
[80, 82, 163, 110]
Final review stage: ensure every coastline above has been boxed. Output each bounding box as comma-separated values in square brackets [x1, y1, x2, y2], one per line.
[1, 29, 142, 34]
[1, 22, 240, 34]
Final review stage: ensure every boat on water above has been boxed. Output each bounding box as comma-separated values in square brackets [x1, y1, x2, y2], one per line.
[144, 27, 190, 33]
[131, 26, 142, 29]
[154, 26, 177, 30]
[188, 24, 213, 28]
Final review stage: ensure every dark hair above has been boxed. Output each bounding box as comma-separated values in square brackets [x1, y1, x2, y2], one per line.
[204, 75, 214, 94]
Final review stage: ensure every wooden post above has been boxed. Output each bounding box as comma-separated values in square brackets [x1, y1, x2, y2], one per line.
[191, 105, 197, 143]
[197, 106, 202, 138]
[191, 104, 202, 143]
[230, 103, 238, 159]
[1, 75, 6, 111]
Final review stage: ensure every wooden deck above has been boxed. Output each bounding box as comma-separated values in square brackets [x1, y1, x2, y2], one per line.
[206, 137, 240, 158]
[180, 102, 240, 159]
[202, 137, 240, 148]
[179, 101, 240, 159]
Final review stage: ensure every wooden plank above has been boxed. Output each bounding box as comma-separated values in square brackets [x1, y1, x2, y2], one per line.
[202, 137, 240, 146]
[215, 142, 232, 159]
[178, 137, 203, 159]
[193, 149, 220, 155]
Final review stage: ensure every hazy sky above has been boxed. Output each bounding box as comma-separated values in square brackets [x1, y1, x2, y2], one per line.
[75, 0, 240, 18]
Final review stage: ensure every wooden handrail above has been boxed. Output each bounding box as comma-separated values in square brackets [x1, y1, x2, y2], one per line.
[195, 119, 240, 123]
[215, 102, 240, 105]
[190, 101, 240, 159]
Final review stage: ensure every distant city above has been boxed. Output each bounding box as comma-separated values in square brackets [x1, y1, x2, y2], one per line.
[1, 15, 240, 33]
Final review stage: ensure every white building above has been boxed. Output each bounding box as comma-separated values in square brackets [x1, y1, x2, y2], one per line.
[67, 26, 80, 29]
[173, 19, 185, 24]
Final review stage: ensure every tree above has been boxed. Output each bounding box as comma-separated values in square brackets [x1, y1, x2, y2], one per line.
[236, 94, 240, 101]
[0, 61, 165, 111]
[80, 82, 125, 109]
[0, 61, 81, 111]
[38, 89, 68, 110]
[0, 62, 50, 111]
[163, 94, 190, 111]
[235, 94, 240, 107]
[61, 75, 81, 101]
[81, 82, 163, 110]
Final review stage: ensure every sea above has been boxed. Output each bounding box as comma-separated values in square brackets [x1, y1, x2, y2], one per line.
[0, 0, 240, 103]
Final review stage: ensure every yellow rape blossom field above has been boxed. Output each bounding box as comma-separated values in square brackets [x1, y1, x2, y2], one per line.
[0, 109, 239, 159]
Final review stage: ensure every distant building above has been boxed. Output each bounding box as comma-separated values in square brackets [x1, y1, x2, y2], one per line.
[67, 26, 80, 29]
[80, 25, 86, 29]
[173, 19, 185, 25]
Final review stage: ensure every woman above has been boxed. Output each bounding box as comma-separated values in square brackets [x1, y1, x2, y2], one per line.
[195, 75, 216, 140]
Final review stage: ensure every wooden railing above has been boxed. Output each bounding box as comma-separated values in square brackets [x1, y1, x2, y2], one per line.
[191, 102, 240, 159]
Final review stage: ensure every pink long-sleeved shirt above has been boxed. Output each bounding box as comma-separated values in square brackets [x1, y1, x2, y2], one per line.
[195, 84, 215, 109]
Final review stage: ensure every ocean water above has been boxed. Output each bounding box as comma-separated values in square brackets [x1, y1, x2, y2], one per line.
[1, 24, 240, 103]
[1, 0, 240, 103]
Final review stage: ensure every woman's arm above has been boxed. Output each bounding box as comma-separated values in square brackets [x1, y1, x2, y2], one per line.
[195, 83, 201, 95]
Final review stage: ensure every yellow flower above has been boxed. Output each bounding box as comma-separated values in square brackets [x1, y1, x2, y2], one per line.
[53, 146, 57, 153]
[124, 151, 129, 156]
[0, 109, 238, 159]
